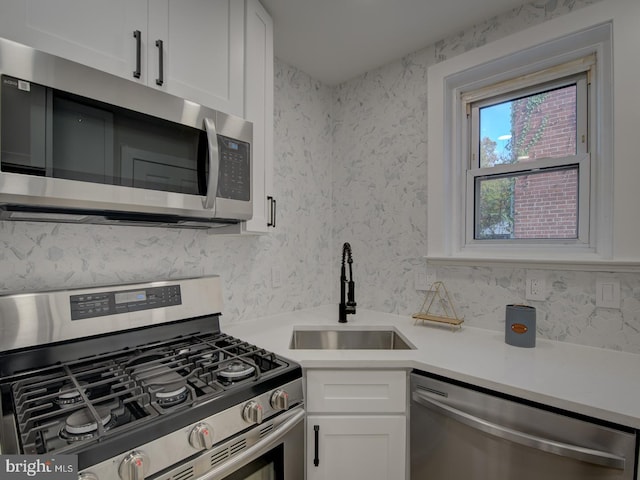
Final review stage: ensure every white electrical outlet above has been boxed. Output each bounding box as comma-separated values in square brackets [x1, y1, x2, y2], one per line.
[426, 270, 437, 289]
[596, 279, 620, 308]
[271, 267, 282, 289]
[525, 272, 546, 301]
[414, 270, 429, 291]
[415, 267, 437, 291]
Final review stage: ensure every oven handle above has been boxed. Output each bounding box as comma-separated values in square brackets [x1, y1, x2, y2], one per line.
[193, 406, 305, 480]
[412, 390, 626, 470]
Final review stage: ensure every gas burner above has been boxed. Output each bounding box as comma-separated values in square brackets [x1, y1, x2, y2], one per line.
[194, 351, 218, 368]
[59, 405, 115, 442]
[217, 360, 256, 382]
[132, 362, 190, 409]
[54, 384, 85, 407]
[201, 352, 216, 362]
[155, 385, 189, 408]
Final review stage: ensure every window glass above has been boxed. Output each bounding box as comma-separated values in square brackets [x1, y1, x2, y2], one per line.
[478, 84, 577, 168]
[470, 72, 587, 243]
[475, 166, 578, 240]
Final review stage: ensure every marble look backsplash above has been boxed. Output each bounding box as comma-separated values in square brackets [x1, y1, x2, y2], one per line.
[2, 0, 637, 354]
[436, 266, 640, 353]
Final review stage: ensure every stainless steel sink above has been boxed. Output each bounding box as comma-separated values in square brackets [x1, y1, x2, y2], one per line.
[289, 328, 414, 350]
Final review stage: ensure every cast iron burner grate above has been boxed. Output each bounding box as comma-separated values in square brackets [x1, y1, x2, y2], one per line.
[10, 357, 154, 455]
[7, 331, 288, 456]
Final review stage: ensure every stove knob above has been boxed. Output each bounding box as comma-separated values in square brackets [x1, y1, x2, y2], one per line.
[270, 389, 290, 411]
[118, 451, 149, 480]
[189, 422, 214, 450]
[79, 474, 99, 480]
[242, 400, 264, 424]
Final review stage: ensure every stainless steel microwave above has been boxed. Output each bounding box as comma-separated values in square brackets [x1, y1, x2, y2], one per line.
[0, 38, 252, 228]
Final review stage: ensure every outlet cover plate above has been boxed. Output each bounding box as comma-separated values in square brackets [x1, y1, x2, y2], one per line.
[525, 273, 546, 301]
[415, 267, 437, 291]
[271, 267, 282, 289]
[414, 270, 429, 291]
[426, 270, 437, 289]
[596, 279, 620, 308]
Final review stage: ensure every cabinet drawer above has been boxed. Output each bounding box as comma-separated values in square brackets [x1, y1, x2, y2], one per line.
[306, 370, 406, 413]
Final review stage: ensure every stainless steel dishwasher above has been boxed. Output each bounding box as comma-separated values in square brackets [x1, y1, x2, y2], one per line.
[410, 372, 637, 479]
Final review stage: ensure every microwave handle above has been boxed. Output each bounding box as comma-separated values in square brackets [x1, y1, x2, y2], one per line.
[202, 118, 220, 210]
[133, 30, 142, 79]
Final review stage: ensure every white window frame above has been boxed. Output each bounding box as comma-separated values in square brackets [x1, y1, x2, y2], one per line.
[426, 17, 615, 266]
[464, 67, 592, 247]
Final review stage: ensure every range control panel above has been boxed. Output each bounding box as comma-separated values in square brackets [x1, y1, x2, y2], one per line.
[70, 285, 182, 320]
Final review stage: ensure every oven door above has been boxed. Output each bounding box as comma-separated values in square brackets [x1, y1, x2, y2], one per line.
[220, 445, 286, 480]
[193, 407, 304, 480]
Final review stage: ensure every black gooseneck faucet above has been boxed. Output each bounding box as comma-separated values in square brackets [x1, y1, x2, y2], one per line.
[339, 242, 357, 323]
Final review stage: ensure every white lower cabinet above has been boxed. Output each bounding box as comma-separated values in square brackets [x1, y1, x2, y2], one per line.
[306, 415, 406, 480]
[305, 369, 408, 480]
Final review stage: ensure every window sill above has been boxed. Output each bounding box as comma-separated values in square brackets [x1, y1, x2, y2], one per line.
[426, 255, 640, 272]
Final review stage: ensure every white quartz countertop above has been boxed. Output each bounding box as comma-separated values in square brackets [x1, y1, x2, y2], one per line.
[221, 305, 640, 429]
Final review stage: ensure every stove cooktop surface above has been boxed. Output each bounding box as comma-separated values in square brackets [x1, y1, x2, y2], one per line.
[0, 322, 302, 471]
[0, 276, 303, 471]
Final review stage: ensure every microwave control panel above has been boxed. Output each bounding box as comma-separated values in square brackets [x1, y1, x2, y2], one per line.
[217, 136, 250, 201]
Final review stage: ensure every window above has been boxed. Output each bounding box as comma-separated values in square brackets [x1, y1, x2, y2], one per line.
[464, 60, 593, 246]
[426, 18, 617, 264]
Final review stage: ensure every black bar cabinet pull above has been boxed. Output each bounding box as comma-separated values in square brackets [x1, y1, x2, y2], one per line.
[267, 196, 277, 228]
[272, 198, 276, 228]
[155, 39, 164, 86]
[313, 425, 320, 467]
[133, 30, 141, 79]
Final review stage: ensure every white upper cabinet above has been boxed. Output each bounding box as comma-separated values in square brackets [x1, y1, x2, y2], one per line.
[0, 0, 274, 232]
[242, 0, 275, 233]
[0, 0, 147, 80]
[0, 0, 245, 116]
[147, 0, 244, 116]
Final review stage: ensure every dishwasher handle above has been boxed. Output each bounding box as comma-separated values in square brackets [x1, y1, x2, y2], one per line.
[412, 390, 626, 470]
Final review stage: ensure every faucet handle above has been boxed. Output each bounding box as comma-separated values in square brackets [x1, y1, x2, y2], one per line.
[347, 280, 356, 312]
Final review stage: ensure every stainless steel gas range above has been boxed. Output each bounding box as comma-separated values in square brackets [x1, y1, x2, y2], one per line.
[0, 276, 304, 480]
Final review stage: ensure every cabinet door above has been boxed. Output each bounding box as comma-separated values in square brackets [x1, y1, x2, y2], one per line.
[0, 0, 147, 81]
[307, 415, 406, 480]
[241, 0, 274, 233]
[148, 0, 244, 116]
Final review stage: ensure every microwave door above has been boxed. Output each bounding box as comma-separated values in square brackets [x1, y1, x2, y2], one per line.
[202, 117, 219, 212]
